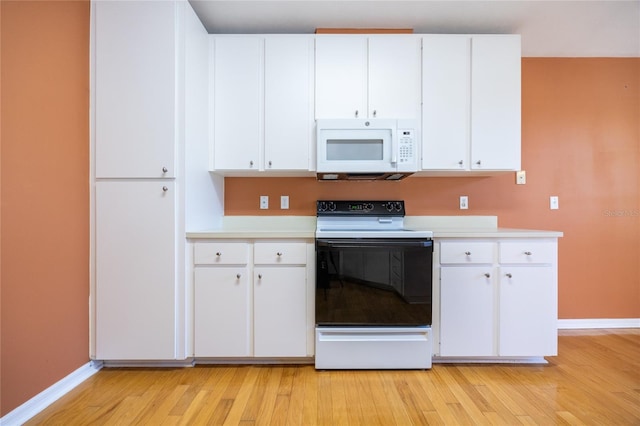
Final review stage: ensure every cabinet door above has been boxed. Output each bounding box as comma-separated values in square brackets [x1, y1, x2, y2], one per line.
[265, 37, 314, 170]
[254, 267, 307, 357]
[95, 181, 176, 359]
[368, 36, 421, 119]
[470, 35, 521, 170]
[194, 268, 251, 357]
[315, 36, 367, 119]
[422, 36, 470, 170]
[95, 1, 176, 178]
[499, 267, 557, 356]
[212, 37, 262, 170]
[440, 267, 494, 356]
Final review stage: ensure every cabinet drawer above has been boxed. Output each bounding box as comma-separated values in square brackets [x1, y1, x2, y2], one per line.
[440, 241, 494, 264]
[254, 242, 307, 265]
[194, 242, 249, 265]
[499, 241, 556, 264]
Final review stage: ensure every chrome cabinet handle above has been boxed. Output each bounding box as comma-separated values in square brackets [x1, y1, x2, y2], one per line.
[476, 160, 482, 165]
[258, 274, 262, 279]
[162, 186, 168, 192]
[236, 273, 241, 279]
[249, 160, 254, 167]
[276, 252, 282, 257]
[268, 160, 272, 167]
[373, 110, 377, 117]
[355, 110, 359, 118]
[524, 251, 532, 255]
[465, 251, 471, 256]
[506, 273, 513, 278]
[458, 160, 464, 166]
[484, 273, 490, 278]
[216, 252, 221, 257]
[162, 167, 168, 173]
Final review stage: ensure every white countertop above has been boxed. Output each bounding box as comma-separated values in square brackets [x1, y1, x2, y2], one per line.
[186, 215, 563, 239]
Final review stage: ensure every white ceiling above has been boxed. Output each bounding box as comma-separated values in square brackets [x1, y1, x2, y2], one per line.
[189, 0, 640, 57]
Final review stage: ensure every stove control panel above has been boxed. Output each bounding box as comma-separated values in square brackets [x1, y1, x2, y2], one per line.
[317, 200, 405, 216]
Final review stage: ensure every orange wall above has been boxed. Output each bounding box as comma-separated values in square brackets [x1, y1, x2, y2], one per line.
[226, 58, 640, 320]
[1, 0, 90, 415]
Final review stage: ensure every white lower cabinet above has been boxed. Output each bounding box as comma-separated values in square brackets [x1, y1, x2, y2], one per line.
[194, 267, 251, 357]
[440, 267, 494, 356]
[437, 238, 558, 359]
[193, 239, 311, 358]
[95, 181, 177, 360]
[254, 267, 307, 357]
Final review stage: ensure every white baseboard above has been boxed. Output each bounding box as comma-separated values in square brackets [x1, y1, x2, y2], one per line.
[1, 361, 103, 426]
[558, 318, 640, 329]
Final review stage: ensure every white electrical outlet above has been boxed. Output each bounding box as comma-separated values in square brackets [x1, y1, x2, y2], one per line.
[260, 195, 269, 209]
[516, 170, 526, 185]
[280, 195, 289, 209]
[460, 196, 469, 210]
[550, 196, 559, 210]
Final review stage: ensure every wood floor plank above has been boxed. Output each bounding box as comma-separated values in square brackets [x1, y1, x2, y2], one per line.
[376, 371, 415, 425]
[299, 366, 318, 426]
[25, 329, 640, 426]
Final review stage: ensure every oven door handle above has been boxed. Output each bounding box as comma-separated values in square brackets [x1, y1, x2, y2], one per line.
[317, 239, 432, 249]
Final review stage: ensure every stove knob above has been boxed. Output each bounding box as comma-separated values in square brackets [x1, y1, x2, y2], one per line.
[328, 202, 336, 211]
[385, 202, 394, 212]
[318, 201, 327, 212]
[395, 201, 403, 211]
[366, 203, 374, 211]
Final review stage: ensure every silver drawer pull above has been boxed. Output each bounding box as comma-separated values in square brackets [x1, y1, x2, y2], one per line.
[276, 252, 282, 257]
[484, 273, 490, 278]
[216, 252, 221, 257]
[162, 167, 168, 173]
[258, 274, 262, 279]
[524, 251, 532, 255]
[506, 273, 513, 278]
[236, 273, 241, 279]
[465, 251, 471, 256]
[162, 186, 168, 192]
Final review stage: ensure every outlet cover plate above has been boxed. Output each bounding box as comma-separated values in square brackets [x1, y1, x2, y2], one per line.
[460, 196, 469, 210]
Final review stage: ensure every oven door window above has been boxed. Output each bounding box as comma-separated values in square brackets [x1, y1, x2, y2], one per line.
[316, 238, 433, 327]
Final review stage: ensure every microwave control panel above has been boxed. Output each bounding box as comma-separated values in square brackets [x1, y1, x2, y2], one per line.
[397, 129, 416, 164]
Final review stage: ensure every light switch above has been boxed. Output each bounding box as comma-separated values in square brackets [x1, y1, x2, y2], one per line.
[260, 195, 269, 209]
[516, 170, 526, 185]
[550, 196, 559, 210]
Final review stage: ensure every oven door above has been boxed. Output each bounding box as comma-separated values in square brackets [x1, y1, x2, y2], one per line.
[315, 238, 433, 327]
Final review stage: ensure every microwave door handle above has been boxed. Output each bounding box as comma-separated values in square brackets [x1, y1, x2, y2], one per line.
[391, 132, 397, 165]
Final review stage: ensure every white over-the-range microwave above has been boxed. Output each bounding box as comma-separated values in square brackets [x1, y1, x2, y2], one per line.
[316, 119, 418, 181]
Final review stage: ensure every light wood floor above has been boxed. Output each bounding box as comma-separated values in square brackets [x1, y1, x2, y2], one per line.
[26, 329, 640, 425]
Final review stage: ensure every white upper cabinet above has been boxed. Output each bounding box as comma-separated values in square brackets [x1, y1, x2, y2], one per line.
[422, 35, 470, 170]
[315, 35, 421, 119]
[470, 35, 521, 171]
[95, 1, 176, 178]
[211, 36, 314, 173]
[315, 36, 367, 119]
[367, 36, 422, 119]
[421, 34, 521, 173]
[211, 37, 263, 171]
[264, 37, 315, 171]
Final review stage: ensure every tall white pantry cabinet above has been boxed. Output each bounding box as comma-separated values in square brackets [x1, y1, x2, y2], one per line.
[91, 1, 217, 360]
